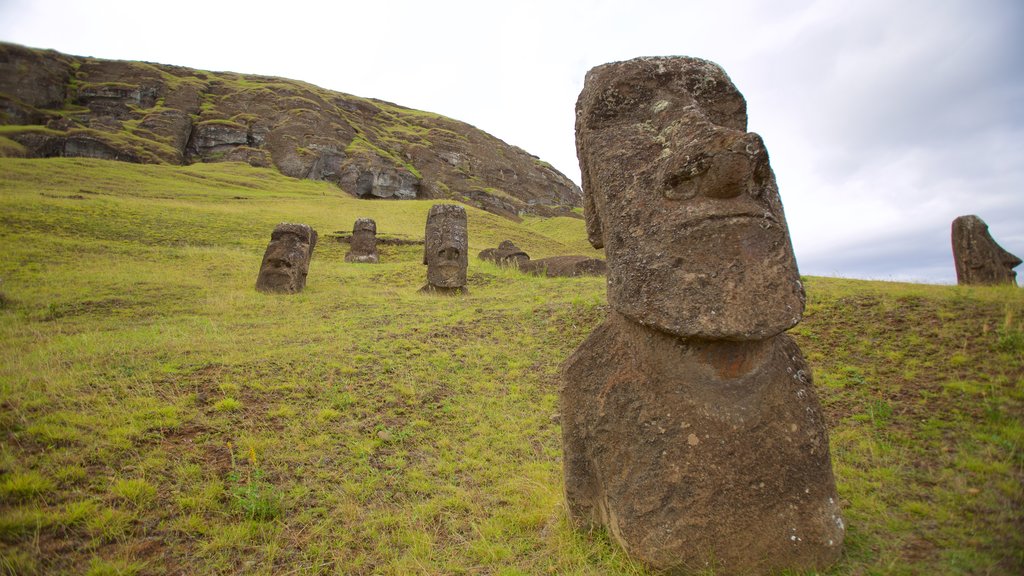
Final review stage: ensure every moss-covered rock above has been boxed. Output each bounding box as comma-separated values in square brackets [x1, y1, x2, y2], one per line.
[0, 42, 582, 218]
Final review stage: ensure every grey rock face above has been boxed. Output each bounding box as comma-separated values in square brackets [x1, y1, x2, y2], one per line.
[421, 204, 468, 294]
[345, 218, 379, 263]
[952, 215, 1021, 285]
[341, 162, 420, 200]
[255, 223, 317, 294]
[564, 56, 842, 574]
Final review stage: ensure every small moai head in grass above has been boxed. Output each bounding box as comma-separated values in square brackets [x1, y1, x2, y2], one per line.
[952, 215, 1021, 285]
[255, 223, 317, 294]
[576, 56, 805, 340]
[422, 204, 468, 293]
[479, 240, 530, 267]
[345, 218, 379, 264]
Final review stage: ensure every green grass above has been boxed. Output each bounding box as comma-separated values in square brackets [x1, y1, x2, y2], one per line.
[0, 157, 1021, 574]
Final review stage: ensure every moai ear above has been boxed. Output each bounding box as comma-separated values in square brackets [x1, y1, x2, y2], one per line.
[582, 165, 604, 250]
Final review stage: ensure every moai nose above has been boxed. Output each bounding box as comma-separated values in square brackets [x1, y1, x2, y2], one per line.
[661, 132, 767, 201]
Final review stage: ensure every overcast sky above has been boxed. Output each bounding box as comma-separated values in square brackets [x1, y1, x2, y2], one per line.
[2, 0, 1021, 283]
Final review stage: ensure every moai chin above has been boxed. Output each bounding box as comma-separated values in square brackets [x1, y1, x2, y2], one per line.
[345, 218, 380, 263]
[421, 204, 468, 294]
[255, 223, 317, 294]
[952, 215, 1021, 285]
[563, 56, 844, 574]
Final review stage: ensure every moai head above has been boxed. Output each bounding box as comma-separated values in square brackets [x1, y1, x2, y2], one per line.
[423, 204, 468, 289]
[255, 223, 318, 293]
[576, 56, 805, 340]
[480, 240, 530, 267]
[952, 215, 1021, 285]
[345, 217, 379, 263]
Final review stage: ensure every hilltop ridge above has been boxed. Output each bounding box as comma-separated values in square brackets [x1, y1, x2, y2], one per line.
[0, 42, 582, 220]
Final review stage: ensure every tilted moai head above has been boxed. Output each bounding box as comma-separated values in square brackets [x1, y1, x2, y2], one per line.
[345, 218, 379, 263]
[255, 223, 318, 293]
[952, 215, 1021, 285]
[423, 204, 468, 291]
[479, 240, 530, 267]
[576, 57, 805, 340]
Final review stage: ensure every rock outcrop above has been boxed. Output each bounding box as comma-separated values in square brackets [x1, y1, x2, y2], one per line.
[0, 42, 581, 220]
[255, 223, 317, 294]
[345, 218, 380, 264]
[421, 205, 468, 294]
[562, 56, 843, 574]
[951, 215, 1021, 285]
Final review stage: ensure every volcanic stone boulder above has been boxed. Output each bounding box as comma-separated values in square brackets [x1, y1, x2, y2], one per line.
[421, 204, 468, 294]
[478, 240, 530, 267]
[255, 223, 318, 294]
[345, 218, 380, 263]
[952, 215, 1021, 285]
[519, 255, 607, 277]
[563, 56, 844, 574]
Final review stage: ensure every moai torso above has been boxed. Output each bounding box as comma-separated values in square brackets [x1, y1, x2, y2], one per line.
[345, 218, 379, 264]
[952, 215, 1021, 285]
[421, 204, 468, 294]
[563, 56, 843, 574]
[255, 223, 317, 294]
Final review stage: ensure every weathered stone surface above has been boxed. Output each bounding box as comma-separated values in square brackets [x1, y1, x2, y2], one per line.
[0, 42, 582, 220]
[519, 255, 606, 277]
[339, 156, 420, 200]
[0, 43, 72, 109]
[478, 240, 530, 267]
[345, 218, 379, 263]
[565, 56, 842, 574]
[421, 204, 468, 294]
[952, 215, 1021, 285]
[576, 56, 804, 341]
[563, 312, 845, 574]
[255, 223, 317, 294]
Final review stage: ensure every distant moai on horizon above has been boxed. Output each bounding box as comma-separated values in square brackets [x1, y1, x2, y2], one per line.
[345, 218, 379, 263]
[255, 223, 317, 294]
[421, 204, 468, 294]
[562, 56, 844, 574]
[951, 215, 1021, 285]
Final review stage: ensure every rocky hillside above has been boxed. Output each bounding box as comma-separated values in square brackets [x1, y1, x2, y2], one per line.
[0, 42, 581, 219]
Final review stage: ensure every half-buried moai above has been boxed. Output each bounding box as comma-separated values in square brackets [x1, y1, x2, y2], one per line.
[421, 204, 468, 294]
[952, 215, 1021, 285]
[345, 218, 380, 263]
[563, 56, 844, 574]
[255, 223, 317, 293]
[478, 240, 530, 268]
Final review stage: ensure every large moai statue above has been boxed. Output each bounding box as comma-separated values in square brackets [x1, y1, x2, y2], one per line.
[345, 218, 380, 263]
[255, 223, 317, 293]
[563, 57, 844, 574]
[421, 204, 468, 294]
[952, 215, 1021, 285]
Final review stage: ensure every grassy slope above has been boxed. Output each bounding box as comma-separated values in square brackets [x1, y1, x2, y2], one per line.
[0, 158, 1021, 575]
